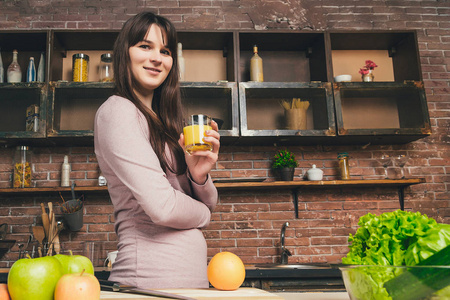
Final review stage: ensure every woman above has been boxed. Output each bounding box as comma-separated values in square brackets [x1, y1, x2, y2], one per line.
[94, 12, 220, 289]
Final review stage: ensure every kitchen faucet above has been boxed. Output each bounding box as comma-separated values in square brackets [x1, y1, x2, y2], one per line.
[280, 222, 292, 264]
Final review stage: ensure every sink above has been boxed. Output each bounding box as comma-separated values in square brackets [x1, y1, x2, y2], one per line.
[253, 263, 332, 269]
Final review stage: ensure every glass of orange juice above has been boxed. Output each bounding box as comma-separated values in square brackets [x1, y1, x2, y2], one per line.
[183, 114, 212, 154]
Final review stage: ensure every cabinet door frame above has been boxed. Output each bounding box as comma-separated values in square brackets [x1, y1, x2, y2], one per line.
[238, 82, 336, 145]
[333, 81, 431, 144]
[181, 81, 239, 143]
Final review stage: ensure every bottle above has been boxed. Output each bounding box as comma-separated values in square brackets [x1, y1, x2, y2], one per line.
[250, 45, 263, 82]
[7, 50, 22, 83]
[338, 152, 350, 180]
[37, 52, 45, 82]
[72, 53, 89, 82]
[0, 48, 4, 83]
[61, 155, 70, 187]
[13, 146, 32, 188]
[100, 53, 113, 82]
[177, 43, 185, 81]
[26, 57, 36, 82]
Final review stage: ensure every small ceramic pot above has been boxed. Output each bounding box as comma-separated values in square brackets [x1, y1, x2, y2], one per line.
[306, 164, 323, 181]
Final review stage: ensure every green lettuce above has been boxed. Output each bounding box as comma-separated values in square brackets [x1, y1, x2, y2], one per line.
[341, 210, 450, 300]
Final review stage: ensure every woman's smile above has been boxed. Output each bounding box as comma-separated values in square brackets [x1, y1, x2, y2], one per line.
[144, 66, 162, 75]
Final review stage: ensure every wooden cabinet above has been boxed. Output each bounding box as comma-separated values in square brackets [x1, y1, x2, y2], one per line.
[333, 81, 430, 144]
[237, 31, 328, 83]
[181, 82, 239, 143]
[239, 82, 335, 145]
[329, 31, 430, 144]
[0, 29, 430, 146]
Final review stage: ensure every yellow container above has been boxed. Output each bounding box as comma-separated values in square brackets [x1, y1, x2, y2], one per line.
[72, 53, 89, 82]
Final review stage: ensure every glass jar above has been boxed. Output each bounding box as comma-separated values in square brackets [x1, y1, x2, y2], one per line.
[338, 152, 350, 180]
[13, 146, 32, 188]
[99, 53, 113, 82]
[72, 53, 89, 82]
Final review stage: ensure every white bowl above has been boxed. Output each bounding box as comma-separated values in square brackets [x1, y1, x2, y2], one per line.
[334, 74, 352, 82]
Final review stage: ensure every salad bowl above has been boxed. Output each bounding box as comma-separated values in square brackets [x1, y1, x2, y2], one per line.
[338, 264, 450, 300]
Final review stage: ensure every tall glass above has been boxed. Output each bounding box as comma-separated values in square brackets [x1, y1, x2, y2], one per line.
[183, 114, 212, 154]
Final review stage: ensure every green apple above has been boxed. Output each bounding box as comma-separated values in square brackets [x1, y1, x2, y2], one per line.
[53, 252, 94, 275]
[8, 256, 63, 300]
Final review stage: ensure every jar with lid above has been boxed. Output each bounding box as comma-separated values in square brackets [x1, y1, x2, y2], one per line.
[13, 146, 32, 188]
[72, 53, 89, 82]
[306, 164, 323, 181]
[100, 53, 113, 82]
[338, 152, 350, 180]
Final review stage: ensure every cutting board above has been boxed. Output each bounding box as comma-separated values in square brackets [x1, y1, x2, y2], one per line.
[100, 288, 284, 299]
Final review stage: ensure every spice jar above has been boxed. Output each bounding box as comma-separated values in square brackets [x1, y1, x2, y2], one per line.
[13, 146, 32, 188]
[72, 53, 89, 82]
[338, 152, 350, 180]
[100, 53, 113, 82]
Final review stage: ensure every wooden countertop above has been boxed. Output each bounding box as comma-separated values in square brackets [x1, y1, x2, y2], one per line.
[100, 289, 350, 299]
[100, 288, 283, 299]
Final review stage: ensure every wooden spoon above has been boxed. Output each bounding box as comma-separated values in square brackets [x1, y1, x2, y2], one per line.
[40, 203, 50, 239]
[32, 226, 45, 256]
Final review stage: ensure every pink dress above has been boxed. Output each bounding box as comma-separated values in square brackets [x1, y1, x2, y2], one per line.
[94, 95, 218, 289]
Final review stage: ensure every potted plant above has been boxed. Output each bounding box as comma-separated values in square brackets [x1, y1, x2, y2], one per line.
[359, 60, 378, 82]
[272, 149, 299, 181]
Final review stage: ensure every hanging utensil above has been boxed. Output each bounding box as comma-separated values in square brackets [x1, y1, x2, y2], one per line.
[17, 243, 24, 260]
[71, 182, 77, 200]
[32, 226, 45, 250]
[40, 203, 50, 240]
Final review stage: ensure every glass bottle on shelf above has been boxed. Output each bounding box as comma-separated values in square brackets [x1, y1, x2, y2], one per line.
[338, 152, 350, 180]
[177, 43, 185, 81]
[7, 50, 22, 83]
[37, 52, 45, 82]
[26, 57, 36, 82]
[13, 146, 32, 188]
[0, 48, 4, 83]
[250, 45, 263, 82]
[99, 53, 113, 82]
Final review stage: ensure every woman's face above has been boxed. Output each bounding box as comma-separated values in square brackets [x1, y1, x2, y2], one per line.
[129, 24, 173, 94]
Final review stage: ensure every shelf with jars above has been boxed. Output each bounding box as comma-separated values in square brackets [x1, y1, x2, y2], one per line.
[0, 29, 431, 146]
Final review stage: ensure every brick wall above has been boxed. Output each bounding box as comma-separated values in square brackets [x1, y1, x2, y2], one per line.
[0, 0, 449, 267]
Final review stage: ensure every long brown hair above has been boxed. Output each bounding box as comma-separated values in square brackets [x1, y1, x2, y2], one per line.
[113, 12, 186, 175]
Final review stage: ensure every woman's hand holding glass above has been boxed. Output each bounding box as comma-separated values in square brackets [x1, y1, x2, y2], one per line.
[179, 119, 220, 184]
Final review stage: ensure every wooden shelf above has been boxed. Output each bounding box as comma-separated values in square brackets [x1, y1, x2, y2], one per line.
[213, 178, 424, 190]
[0, 178, 424, 194]
[0, 178, 424, 217]
[214, 178, 424, 217]
[0, 186, 109, 195]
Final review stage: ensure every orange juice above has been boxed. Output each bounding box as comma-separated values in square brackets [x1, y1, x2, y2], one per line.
[183, 124, 212, 154]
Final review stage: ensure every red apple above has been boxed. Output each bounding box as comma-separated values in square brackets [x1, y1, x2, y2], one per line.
[54, 270, 100, 300]
[8, 256, 63, 300]
[53, 251, 94, 275]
